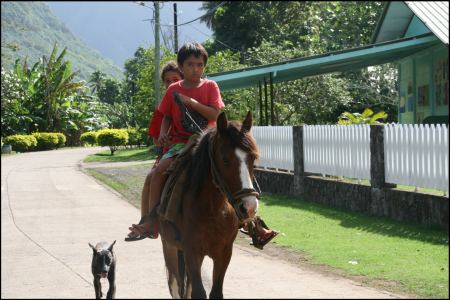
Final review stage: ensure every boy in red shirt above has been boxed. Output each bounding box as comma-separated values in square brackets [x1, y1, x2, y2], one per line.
[129, 42, 223, 240]
[129, 42, 278, 249]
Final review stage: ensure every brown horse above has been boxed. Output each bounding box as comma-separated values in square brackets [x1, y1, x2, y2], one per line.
[158, 111, 260, 299]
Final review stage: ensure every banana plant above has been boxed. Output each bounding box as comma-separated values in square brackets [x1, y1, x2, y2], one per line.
[37, 43, 85, 132]
[337, 108, 388, 125]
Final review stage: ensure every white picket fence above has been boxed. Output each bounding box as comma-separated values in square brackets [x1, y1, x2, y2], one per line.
[252, 126, 293, 171]
[384, 123, 449, 192]
[303, 125, 371, 180]
[252, 124, 449, 192]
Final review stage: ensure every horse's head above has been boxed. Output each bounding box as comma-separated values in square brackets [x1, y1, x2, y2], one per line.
[211, 111, 260, 223]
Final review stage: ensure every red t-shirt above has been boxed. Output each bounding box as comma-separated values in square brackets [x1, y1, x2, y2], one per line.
[158, 79, 224, 144]
[148, 109, 163, 138]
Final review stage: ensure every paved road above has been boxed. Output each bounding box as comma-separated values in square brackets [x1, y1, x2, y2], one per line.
[1, 148, 406, 298]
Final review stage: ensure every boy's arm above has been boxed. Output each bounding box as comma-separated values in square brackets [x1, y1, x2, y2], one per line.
[178, 94, 221, 121]
[158, 115, 172, 147]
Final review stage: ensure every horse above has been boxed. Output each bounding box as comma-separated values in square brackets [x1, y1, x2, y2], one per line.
[158, 111, 260, 299]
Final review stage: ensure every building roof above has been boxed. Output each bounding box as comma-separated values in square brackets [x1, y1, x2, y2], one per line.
[372, 1, 448, 44]
[406, 1, 449, 45]
[206, 34, 440, 91]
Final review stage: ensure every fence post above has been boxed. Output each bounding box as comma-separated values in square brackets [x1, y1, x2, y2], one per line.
[370, 125, 386, 189]
[293, 126, 305, 196]
[370, 124, 395, 215]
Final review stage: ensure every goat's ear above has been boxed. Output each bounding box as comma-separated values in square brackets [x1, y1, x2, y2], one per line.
[217, 112, 228, 135]
[89, 243, 96, 254]
[108, 240, 116, 251]
[241, 111, 253, 133]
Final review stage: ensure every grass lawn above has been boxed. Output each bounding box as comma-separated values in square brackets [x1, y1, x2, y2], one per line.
[258, 194, 448, 298]
[83, 146, 157, 163]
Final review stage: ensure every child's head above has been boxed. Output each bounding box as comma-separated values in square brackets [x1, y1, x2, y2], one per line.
[161, 61, 183, 89]
[177, 42, 208, 83]
[177, 42, 208, 66]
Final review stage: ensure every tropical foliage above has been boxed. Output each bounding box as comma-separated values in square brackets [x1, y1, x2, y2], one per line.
[201, 1, 398, 125]
[2, 2, 400, 151]
[337, 108, 388, 125]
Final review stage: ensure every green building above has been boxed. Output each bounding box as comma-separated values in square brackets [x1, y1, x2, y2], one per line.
[207, 2, 449, 125]
[373, 2, 448, 124]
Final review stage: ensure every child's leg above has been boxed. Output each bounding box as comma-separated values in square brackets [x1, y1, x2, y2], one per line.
[128, 156, 174, 239]
[148, 156, 173, 214]
[140, 171, 152, 217]
[142, 156, 161, 217]
[125, 161, 159, 240]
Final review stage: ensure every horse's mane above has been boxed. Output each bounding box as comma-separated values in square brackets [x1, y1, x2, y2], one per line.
[184, 121, 260, 197]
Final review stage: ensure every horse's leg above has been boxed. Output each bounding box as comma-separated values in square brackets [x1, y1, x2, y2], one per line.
[184, 250, 206, 299]
[185, 275, 192, 299]
[209, 245, 233, 299]
[162, 241, 184, 298]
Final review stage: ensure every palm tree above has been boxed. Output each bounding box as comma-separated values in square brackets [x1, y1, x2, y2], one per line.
[89, 70, 105, 95]
[199, 2, 222, 29]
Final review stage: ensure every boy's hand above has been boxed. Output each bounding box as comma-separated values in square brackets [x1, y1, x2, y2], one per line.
[177, 93, 197, 108]
[158, 132, 171, 147]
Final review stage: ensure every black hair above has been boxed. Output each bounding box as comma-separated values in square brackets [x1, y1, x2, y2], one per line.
[177, 42, 208, 66]
[161, 61, 183, 81]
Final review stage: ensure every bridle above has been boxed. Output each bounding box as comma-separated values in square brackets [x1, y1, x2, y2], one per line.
[208, 135, 261, 222]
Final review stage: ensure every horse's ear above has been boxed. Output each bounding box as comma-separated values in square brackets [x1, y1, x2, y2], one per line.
[241, 111, 253, 133]
[217, 111, 228, 134]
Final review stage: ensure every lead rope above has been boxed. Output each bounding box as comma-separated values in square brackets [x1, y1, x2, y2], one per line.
[173, 92, 203, 134]
[252, 175, 262, 199]
[208, 138, 236, 205]
[208, 138, 260, 221]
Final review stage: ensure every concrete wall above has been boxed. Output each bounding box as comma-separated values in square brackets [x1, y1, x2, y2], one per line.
[255, 169, 448, 231]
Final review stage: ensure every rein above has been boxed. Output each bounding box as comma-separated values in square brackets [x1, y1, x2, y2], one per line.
[208, 135, 260, 222]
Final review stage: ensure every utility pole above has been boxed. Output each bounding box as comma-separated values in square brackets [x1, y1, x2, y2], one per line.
[154, 1, 161, 107]
[173, 3, 178, 53]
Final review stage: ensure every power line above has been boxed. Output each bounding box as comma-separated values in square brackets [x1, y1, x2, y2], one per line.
[140, 1, 226, 28]
[187, 23, 239, 52]
[175, 1, 225, 27]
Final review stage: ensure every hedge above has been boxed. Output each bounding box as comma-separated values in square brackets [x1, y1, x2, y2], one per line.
[54, 132, 66, 148]
[32, 132, 60, 150]
[80, 131, 98, 146]
[3, 134, 38, 152]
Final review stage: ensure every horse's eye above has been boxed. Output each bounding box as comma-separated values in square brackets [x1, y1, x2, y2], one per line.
[222, 157, 230, 165]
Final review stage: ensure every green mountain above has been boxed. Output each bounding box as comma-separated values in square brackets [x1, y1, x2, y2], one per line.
[1, 1, 124, 82]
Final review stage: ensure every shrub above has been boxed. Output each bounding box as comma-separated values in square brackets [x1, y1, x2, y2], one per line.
[139, 127, 151, 146]
[32, 132, 60, 150]
[97, 129, 128, 155]
[80, 131, 98, 146]
[54, 132, 66, 148]
[124, 127, 146, 147]
[3, 134, 38, 152]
